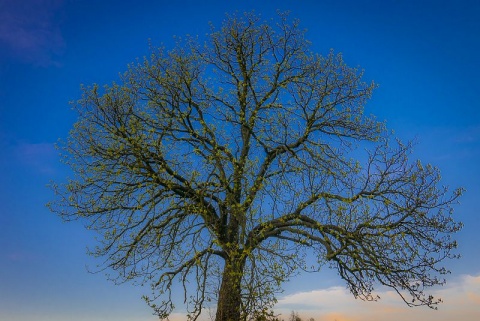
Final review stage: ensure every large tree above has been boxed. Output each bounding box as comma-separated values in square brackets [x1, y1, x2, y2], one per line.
[50, 12, 463, 321]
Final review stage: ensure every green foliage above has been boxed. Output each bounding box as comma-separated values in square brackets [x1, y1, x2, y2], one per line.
[49, 11, 463, 321]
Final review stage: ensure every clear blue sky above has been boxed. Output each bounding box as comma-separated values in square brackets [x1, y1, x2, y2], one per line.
[1, 1, 479, 320]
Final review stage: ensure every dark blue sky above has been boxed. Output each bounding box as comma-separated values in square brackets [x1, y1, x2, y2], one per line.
[1, 1, 479, 320]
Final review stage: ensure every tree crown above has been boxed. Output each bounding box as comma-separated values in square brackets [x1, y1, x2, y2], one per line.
[49, 12, 463, 321]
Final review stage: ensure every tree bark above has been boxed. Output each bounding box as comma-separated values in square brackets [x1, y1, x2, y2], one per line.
[215, 257, 245, 321]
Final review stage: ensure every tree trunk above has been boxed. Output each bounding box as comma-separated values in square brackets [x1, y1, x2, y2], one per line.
[215, 257, 244, 321]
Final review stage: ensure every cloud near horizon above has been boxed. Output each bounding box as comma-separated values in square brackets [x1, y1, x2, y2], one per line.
[274, 273, 480, 321]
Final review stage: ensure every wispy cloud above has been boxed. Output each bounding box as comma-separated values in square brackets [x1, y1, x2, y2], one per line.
[14, 142, 57, 174]
[274, 274, 480, 321]
[0, 0, 65, 66]
[410, 124, 480, 163]
[449, 125, 480, 144]
[5, 251, 38, 263]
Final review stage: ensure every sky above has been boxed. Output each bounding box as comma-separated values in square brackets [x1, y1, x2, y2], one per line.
[0, 0, 479, 320]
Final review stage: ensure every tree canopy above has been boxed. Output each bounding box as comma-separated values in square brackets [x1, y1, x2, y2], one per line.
[49, 12, 463, 321]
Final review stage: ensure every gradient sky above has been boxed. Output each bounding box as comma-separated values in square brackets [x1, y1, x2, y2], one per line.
[1, 1, 479, 320]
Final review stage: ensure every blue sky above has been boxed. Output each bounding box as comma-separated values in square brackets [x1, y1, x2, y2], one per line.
[0, 1, 479, 320]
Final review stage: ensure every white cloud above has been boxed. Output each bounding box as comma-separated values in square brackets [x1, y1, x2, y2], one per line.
[274, 274, 480, 321]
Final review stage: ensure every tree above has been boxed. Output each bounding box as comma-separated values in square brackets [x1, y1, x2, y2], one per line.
[49, 12, 463, 321]
[288, 311, 302, 321]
